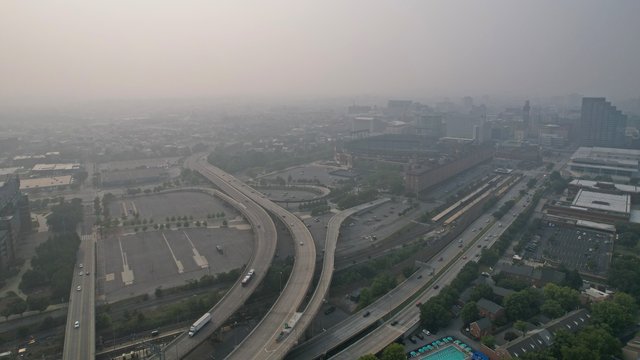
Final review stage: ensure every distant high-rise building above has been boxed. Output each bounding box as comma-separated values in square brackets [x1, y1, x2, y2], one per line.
[523, 100, 531, 128]
[462, 96, 474, 109]
[580, 97, 627, 147]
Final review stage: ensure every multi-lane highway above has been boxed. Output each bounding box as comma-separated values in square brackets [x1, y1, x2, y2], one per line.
[160, 158, 279, 359]
[62, 231, 96, 360]
[260, 197, 391, 359]
[289, 177, 530, 359]
[331, 180, 534, 359]
[190, 155, 317, 360]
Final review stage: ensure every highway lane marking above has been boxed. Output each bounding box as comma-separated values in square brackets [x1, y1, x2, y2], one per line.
[118, 237, 135, 285]
[162, 232, 184, 274]
[182, 231, 208, 269]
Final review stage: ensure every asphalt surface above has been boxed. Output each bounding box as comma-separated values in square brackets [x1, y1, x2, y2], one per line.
[330, 178, 536, 359]
[62, 231, 97, 360]
[288, 176, 531, 359]
[159, 176, 278, 358]
[264, 198, 391, 359]
[201, 152, 317, 360]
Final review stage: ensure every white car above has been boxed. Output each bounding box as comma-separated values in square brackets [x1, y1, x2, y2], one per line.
[74, 321, 80, 328]
[76, 285, 81, 291]
[79, 271, 83, 276]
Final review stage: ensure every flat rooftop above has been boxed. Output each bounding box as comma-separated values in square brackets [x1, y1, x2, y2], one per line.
[572, 189, 630, 214]
[20, 176, 73, 190]
[570, 179, 640, 194]
[0, 167, 20, 176]
[32, 163, 81, 171]
[571, 147, 640, 168]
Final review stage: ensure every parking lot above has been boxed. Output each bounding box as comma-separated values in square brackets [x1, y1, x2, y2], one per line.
[97, 226, 253, 302]
[335, 200, 426, 256]
[523, 224, 613, 277]
[108, 191, 239, 220]
[260, 188, 321, 203]
[261, 163, 355, 187]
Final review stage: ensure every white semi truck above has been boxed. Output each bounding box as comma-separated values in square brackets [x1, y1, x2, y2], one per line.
[188, 312, 212, 337]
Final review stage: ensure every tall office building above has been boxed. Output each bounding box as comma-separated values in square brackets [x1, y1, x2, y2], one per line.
[580, 97, 627, 147]
[0, 175, 30, 271]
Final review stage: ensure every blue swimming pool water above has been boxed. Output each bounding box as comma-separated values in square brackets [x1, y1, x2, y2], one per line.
[420, 345, 466, 360]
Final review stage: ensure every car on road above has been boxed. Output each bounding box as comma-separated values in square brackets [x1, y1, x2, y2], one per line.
[422, 329, 431, 336]
[433, 285, 439, 289]
[74, 321, 79, 328]
[462, 256, 468, 260]
[76, 285, 81, 291]
[299, 241, 304, 246]
[391, 320, 399, 326]
[438, 257, 443, 261]
[79, 263, 83, 268]
[78, 271, 83, 276]
[324, 306, 336, 315]
[151, 330, 160, 337]
[477, 244, 482, 248]
[363, 310, 371, 317]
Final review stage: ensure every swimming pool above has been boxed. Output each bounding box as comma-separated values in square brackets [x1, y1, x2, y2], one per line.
[420, 345, 467, 360]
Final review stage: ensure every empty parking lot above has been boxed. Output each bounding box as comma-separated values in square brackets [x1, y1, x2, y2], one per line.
[108, 191, 238, 220]
[98, 226, 253, 302]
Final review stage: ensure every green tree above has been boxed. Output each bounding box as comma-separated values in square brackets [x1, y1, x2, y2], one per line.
[26, 296, 50, 312]
[563, 269, 583, 290]
[541, 299, 564, 318]
[504, 288, 542, 320]
[543, 283, 579, 312]
[358, 355, 378, 360]
[46, 198, 84, 232]
[481, 335, 496, 349]
[380, 343, 405, 360]
[420, 300, 451, 332]
[461, 301, 480, 324]
[469, 284, 494, 302]
[514, 320, 528, 337]
[591, 300, 632, 335]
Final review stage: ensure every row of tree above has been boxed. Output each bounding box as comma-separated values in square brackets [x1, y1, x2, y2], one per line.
[19, 232, 81, 301]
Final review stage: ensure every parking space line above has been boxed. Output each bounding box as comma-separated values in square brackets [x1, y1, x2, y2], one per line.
[130, 201, 138, 216]
[183, 231, 209, 269]
[118, 237, 135, 285]
[162, 232, 184, 274]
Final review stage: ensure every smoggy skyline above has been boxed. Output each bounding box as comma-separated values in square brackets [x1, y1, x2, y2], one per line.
[1, 0, 639, 106]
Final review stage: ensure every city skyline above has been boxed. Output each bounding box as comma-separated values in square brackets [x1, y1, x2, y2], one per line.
[1, 1, 640, 107]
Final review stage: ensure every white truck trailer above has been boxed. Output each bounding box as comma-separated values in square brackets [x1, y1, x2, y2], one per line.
[188, 312, 212, 337]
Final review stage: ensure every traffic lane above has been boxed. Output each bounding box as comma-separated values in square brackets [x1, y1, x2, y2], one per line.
[159, 178, 276, 358]
[331, 187, 532, 358]
[187, 159, 302, 360]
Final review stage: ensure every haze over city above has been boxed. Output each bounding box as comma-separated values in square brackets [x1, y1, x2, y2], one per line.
[3, 2, 640, 360]
[2, 0, 640, 106]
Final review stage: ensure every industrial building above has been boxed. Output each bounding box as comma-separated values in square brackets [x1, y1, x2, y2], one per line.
[405, 144, 494, 193]
[567, 146, 640, 181]
[568, 179, 640, 201]
[31, 163, 82, 177]
[544, 189, 634, 226]
[19, 176, 73, 193]
[0, 175, 30, 271]
[335, 134, 494, 194]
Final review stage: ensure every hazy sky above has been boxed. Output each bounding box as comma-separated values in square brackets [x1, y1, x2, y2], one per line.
[1, 0, 639, 105]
